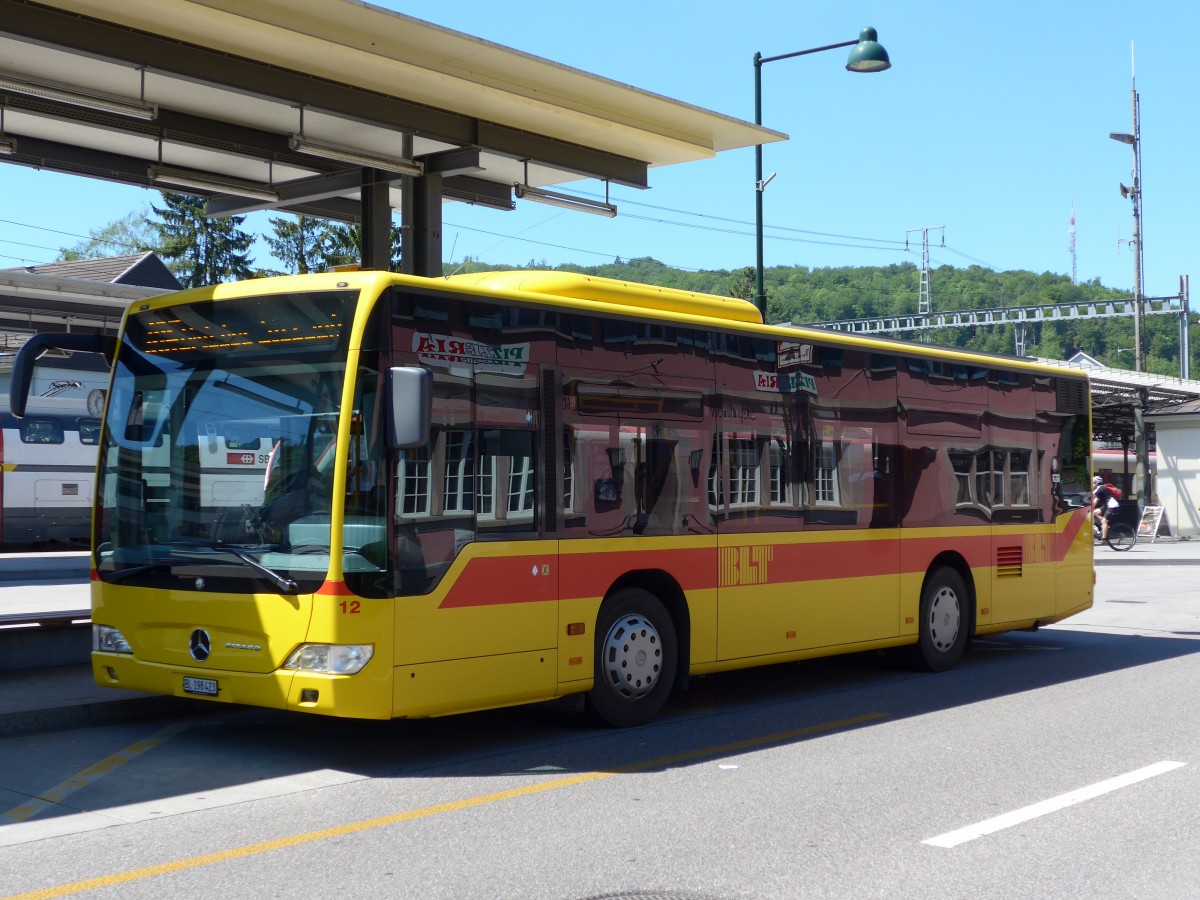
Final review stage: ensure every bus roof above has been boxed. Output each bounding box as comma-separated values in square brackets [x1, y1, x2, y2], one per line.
[444, 270, 763, 325]
[151, 270, 1090, 383]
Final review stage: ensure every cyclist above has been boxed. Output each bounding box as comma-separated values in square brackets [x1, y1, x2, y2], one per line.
[1092, 475, 1119, 542]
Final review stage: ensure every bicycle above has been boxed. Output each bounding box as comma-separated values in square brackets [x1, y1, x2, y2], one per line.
[1093, 515, 1136, 551]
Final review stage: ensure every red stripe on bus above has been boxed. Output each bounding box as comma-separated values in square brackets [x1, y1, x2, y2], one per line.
[903, 533, 993, 571]
[437, 554, 559, 608]
[558, 547, 714, 597]
[437, 521, 1083, 609]
[1056, 506, 1090, 554]
[317, 580, 357, 596]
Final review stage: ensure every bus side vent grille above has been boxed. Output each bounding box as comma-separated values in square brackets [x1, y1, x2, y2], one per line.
[996, 546, 1023, 578]
[1056, 377, 1087, 414]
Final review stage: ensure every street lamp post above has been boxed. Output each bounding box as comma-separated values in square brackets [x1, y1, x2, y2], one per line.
[753, 27, 891, 320]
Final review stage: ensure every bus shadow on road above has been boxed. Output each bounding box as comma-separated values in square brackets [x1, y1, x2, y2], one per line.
[4, 625, 1197, 836]
[656, 624, 1200, 739]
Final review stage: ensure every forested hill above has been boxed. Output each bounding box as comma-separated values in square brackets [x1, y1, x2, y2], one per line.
[449, 255, 1189, 376]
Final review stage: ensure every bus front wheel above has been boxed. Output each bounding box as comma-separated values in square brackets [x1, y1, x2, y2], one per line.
[915, 567, 970, 672]
[587, 588, 677, 727]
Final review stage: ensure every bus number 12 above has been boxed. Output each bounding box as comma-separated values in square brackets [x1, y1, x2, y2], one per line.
[339, 600, 361, 614]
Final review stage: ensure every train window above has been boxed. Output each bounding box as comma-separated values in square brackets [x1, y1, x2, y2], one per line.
[223, 425, 262, 451]
[20, 418, 64, 444]
[78, 419, 102, 445]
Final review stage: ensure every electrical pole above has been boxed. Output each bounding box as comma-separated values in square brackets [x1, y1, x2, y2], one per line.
[1110, 49, 1144, 371]
[1182, 275, 1191, 381]
[906, 225, 944, 316]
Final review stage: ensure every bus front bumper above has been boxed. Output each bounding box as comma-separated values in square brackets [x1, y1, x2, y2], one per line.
[92, 652, 393, 719]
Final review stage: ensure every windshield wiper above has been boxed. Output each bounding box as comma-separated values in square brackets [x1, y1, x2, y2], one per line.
[105, 543, 299, 595]
[214, 545, 299, 594]
[106, 561, 176, 584]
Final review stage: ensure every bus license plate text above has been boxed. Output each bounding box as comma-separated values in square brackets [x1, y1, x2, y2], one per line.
[183, 676, 218, 696]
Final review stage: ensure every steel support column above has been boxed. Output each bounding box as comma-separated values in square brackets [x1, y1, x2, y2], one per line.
[361, 170, 392, 271]
[401, 173, 443, 277]
[1133, 387, 1152, 504]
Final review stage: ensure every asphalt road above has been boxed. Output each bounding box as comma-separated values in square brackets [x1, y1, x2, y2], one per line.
[1, 556, 1198, 900]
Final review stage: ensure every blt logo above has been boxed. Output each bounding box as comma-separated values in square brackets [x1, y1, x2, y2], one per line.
[719, 545, 774, 587]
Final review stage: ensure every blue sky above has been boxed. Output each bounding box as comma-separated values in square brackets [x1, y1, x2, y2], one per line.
[1, 1, 1196, 302]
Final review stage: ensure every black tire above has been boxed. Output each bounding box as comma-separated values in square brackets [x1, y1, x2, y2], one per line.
[586, 588, 677, 727]
[1107, 523, 1136, 551]
[914, 567, 971, 672]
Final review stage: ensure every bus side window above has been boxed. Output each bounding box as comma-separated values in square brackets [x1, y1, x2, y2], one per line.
[20, 418, 64, 444]
[476, 429, 536, 535]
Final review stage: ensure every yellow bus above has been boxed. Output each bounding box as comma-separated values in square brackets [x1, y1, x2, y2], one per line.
[13, 270, 1095, 726]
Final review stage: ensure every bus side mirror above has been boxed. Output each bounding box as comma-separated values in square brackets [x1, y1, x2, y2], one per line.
[387, 367, 431, 449]
[10, 333, 117, 419]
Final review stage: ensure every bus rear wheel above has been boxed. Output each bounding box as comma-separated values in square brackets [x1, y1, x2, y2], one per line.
[914, 567, 970, 672]
[587, 588, 677, 727]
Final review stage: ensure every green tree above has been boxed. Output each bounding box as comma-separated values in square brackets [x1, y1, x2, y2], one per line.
[57, 209, 155, 261]
[314, 221, 404, 272]
[263, 215, 330, 275]
[147, 192, 254, 288]
[727, 266, 756, 302]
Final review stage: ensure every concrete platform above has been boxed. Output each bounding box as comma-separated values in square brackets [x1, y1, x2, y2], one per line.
[0, 664, 202, 738]
[0, 551, 89, 583]
[0, 551, 89, 626]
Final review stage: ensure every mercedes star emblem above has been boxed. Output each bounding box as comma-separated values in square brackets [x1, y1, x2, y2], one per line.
[189, 628, 212, 662]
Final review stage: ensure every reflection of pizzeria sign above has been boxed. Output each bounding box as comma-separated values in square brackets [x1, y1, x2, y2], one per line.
[754, 370, 817, 395]
[413, 332, 529, 374]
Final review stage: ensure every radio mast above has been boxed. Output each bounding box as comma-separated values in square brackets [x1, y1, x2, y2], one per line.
[1069, 201, 1077, 285]
[1109, 43, 1144, 371]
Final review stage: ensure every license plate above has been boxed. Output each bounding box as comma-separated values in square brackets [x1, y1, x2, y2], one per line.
[183, 676, 219, 697]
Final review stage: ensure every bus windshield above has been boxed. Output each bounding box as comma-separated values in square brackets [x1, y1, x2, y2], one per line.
[94, 289, 378, 593]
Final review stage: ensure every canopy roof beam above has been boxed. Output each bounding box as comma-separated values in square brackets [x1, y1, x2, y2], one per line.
[1, 0, 649, 188]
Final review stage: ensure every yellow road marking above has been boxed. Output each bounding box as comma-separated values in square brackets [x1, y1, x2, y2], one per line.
[5, 712, 885, 900]
[2, 723, 190, 825]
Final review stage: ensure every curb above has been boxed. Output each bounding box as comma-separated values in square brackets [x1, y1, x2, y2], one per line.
[0, 695, 210, 738]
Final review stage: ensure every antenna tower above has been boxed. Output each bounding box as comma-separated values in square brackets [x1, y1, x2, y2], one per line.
[1110, 43, 1145, 370]
[1069, 201, 1077, 285]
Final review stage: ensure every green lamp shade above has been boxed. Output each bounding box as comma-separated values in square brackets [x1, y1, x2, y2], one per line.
[846, 27, 891, 73]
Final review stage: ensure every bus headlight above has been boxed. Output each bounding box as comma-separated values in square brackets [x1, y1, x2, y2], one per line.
[283, 643, 374, 675]
[93, 625, 132, 654]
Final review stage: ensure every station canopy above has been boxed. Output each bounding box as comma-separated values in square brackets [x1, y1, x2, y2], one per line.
[0, 0, 780, 229]
[1038, 358, 1200, 448]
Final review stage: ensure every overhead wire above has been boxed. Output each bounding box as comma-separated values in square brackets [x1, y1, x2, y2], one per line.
[446, 184, 914, 271]
[0, 191, 1000, 277]
[442, 220, 708, 272]
[569, 187, 909, 247]
[0, 215, 146, 267]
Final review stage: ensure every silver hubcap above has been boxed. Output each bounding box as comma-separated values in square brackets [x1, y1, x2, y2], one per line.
[600, 613, 662, 701]
[928, 586, 961, 653]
